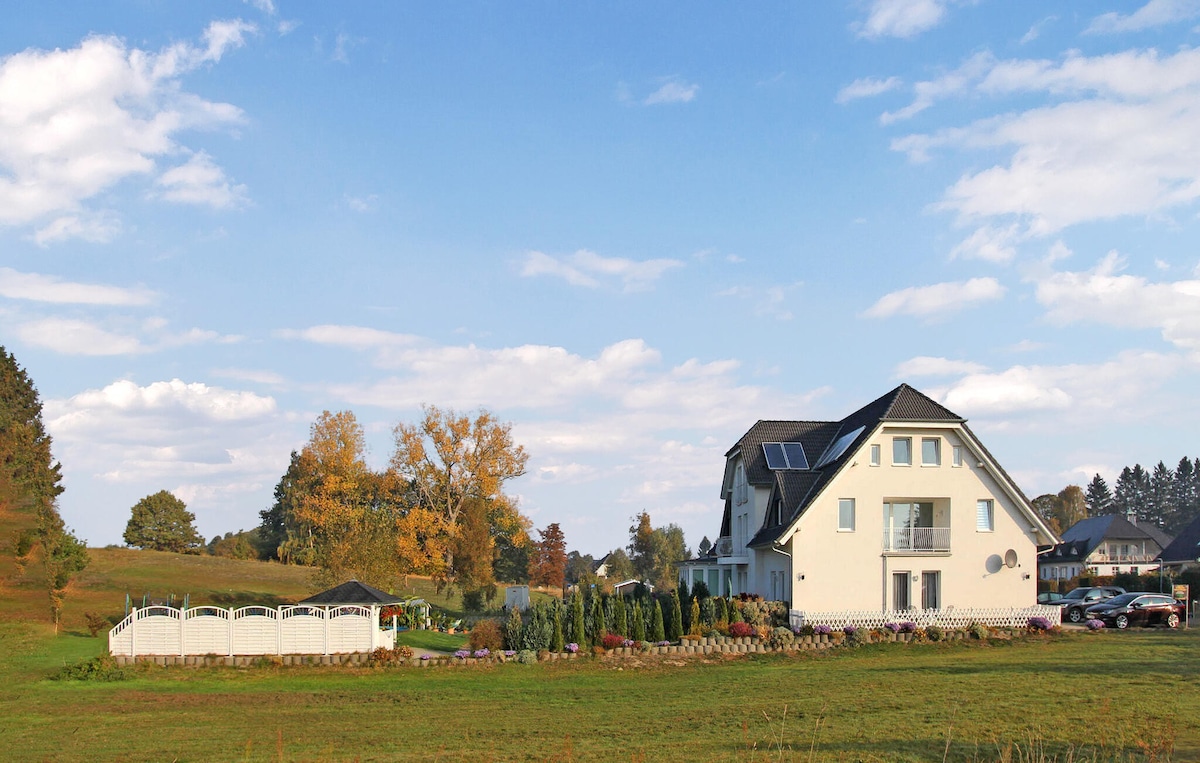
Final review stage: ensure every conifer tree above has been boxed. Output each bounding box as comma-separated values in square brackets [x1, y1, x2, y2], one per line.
[551, 600, 565, 652]
[668, 590, 683, 641]
[613, 595, 628, 637]
[571, 589, 587, 647]
[588, 590, 607, 642]
[631, 599, 646, 642]
[1084, 474, 1114, 517]
[714, 595, 728, 624]
[729, 599, 744, 624]
[504, 604, 523, 651]
[689, 597, 703, 636]
[651, 598, 666, 642]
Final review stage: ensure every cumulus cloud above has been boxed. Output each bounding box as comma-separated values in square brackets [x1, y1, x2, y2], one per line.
[881, 51, 995, 124]
[13, 316, 239, 355]
[894, 356, 989, 377]
[520, 249, 684, 292]
[154, 151, 248, 208]
[1032, 252, 1200, 350]
[644, 79, 699, 105]
[856, 0, 950, 40]
[891, 46, 1200, 241]
[837, 76, 903, 103]
[863, 277, 1006, 319]
[1087, 0, 1200, 34]
[949, 224, 1021, 263]
[0, 20, 252, 240]
[0, 267, 156, 305]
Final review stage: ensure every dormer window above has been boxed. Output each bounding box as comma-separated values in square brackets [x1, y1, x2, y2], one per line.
[762, 442, 808, 470]
[734, 463, 748, 505]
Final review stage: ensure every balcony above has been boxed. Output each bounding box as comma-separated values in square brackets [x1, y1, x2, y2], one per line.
[882, 527, 951, 553]
[715, 536, 733, 556]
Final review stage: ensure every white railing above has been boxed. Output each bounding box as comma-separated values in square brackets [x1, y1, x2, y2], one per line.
[109, 604, 394, 657]
[882, 527, 951, 553]
[790, 605, 1060, 631]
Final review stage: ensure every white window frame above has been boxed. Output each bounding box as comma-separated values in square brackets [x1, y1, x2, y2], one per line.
[976, 499, 995, 532]
[952, 446, 963, 467]
[870, 444, 881, 466]
[893, 437, 912, 466]
[921, 437, 940, 466]
[734, 463, 747, 505]
[838, 498, 855, 532]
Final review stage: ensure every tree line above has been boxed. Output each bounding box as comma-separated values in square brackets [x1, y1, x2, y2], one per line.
[0, 347, 89, 631]
[564, 510, 689, 592]
[1033, 456, 1200, 537]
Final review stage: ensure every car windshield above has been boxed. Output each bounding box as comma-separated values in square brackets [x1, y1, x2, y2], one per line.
[1062, 589, 1088, 600]
[1103, 593, 1138, 605]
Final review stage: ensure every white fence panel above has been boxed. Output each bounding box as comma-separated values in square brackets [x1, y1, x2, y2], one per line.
[790, 605, 1061, 631]
[133, 607, 182, 655]
[183, 607, 230, 655]
[232, 607, 279, 655]
[280, 606, 327, 654]
[327, 606, 373, 653]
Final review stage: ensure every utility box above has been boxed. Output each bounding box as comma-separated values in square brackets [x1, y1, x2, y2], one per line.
[505, 585, 530, 611]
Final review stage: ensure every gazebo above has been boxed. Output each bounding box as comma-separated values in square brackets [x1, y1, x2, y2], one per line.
[299, 580, 431, 631]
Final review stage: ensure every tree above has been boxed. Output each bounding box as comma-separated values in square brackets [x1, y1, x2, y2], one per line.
[564, 551, 595, 586]
[258, 451, 306, 561]
[1084, 474, 1114, 518]
[604, 548, 635, 581]
[452, 496, 496, 597]
[629, 512, 656, 580]
[627, 512, 690, 589]
[1, 346, 88, 629]
[124, 490, 203, 552]
[571, 589, 587, 647]
[630, 599, 646, 641]
[1171, 457, 1199, 535]
[1148, 461, 1174, 529]
[528, 522, 568, 590]
[1054, 485, 1088, 533]
[1031, 494, 1061, 536]
[668, 590, 683, 642]
[650, 597, 666, 642]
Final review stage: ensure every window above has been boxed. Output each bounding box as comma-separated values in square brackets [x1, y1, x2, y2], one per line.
[734, 464, 747, 505]
[893, 437, 912, 465]
[892, 572, 911, 611]
[921, 438, 940, 466]
[870, 444, 881, 466]
[921, 571, 941, 610]
[838, 499, 855, 532]
[952, 446, 963, 467]
[976, 499, 994, 532]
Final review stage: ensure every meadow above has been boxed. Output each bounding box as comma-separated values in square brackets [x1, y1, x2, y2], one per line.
[0, 549, 1196, 761]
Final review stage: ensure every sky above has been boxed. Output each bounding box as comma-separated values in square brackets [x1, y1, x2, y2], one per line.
[4, 0, 1200, 558]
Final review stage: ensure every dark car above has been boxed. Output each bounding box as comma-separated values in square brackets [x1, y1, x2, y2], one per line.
[1055, 586, 1126, 623]
[1085, 593, 1185, 629]
[1037, 592, 1064, 605]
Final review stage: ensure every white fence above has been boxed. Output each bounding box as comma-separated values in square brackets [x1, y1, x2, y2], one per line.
[108, 605, 396, 657]
[790, 605, 1061, 631]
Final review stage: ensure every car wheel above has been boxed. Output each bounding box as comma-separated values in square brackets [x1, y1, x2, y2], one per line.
[1068, 608, 1084, 623]
[1166, 613, 1180, 629]
[1115, 614, 1129, 630]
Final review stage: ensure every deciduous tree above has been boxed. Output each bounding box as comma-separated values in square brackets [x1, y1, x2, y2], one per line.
[124, 490, 203, 553]
[528, 522, 567, 590]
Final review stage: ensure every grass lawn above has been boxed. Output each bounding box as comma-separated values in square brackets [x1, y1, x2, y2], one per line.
[1, 623, 1195, 761]
[393, 628, 468, 653]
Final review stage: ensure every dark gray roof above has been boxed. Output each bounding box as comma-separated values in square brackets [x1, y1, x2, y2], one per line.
[298, 580, 405, 606]
[1042, 515, 1174, 565]
[721, 384, 971, 549]
[1159, 513, 1200, 564]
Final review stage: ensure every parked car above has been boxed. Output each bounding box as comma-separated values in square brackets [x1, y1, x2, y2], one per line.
[1084, 593, 1185, 630]
[1055, 586, 1126, 623]
[1037, 592, 1064, 605]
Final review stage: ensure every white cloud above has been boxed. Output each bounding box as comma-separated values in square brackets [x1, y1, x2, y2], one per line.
[894, 356, 988, 377]
[278, 324, 420, 351]
[1087, 0, 1200, 34]
[32, 212, 121, 246]
[863, 277, 1006, 318]
[881, 51, 995, 124]
[717, 281, 802, 321]
[1020, 16, 1056, 44]
[15, 317, 143, 355]
[644, 79, 699, 105]
[0, 21, 251, 240]
[210, 367, 286, 385]
[836, 76, 903, 104]
[155, 151, 248, 208]
[856, 0, 950, 40]
[344, 193, 379, 212]
[893, 47, 1200, 241]
[520, 249, 684, 292]
[0, 267, 156, 305]
[1032, 251, 1200, 350]
[949, 224, 1021, 263]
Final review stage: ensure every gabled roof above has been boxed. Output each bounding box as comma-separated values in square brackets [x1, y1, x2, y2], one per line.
[1049, 515, 1174, 560]
[298, 580, 405, 606]
[718, 384, 1052, 550]
[1159, 513, 1200, 564]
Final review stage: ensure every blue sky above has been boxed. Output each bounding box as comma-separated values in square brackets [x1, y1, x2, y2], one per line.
[4, 1, 1200, 557]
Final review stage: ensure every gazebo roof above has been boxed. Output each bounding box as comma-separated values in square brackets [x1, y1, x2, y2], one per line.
[298, 580, 406, 607]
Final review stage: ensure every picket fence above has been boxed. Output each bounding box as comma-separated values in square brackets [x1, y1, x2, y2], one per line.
[790, 605, 1061, 631]
[108, 604, 395, 657]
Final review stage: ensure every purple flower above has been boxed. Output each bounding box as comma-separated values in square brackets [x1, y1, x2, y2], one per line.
[1086, 619, 1105, 631]
[1027, 616, 1053, 631]
[622, 639, 635, 647]
[843, 625, 858, 636]
[814, 624, 833, 636]
[472, 648, 490, 658]
[504, 650, 516, 657]
[420, 654, 430, 660]
[898, 622, 918, 633]
[656, 640, 671, 646]
[453, 649, 471, 659]
[566, 643, 579, 653]
[883, 623, 901, 633]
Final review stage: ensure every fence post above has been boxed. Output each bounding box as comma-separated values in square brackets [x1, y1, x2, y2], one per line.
[130, 608, 137, 657]
[324, 607, 330, 656]
[228, 607, 234, 657]
[277, 607, 283, 656]
[180, 608, 186, 657]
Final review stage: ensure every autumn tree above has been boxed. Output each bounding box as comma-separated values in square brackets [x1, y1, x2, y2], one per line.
[0, 346, 89, 630]
[627, 511, 690, 589]
[390, 405, 529, 586]
[1031, 494, 1061, 536]
[528, 522, 567, 589]
[452, 496, 495, 596]
[1054, 485, 1088, 532]
[124, 490, 203, 552]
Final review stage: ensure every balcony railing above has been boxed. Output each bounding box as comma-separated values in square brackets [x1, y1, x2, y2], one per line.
[882, 527, 951, 553]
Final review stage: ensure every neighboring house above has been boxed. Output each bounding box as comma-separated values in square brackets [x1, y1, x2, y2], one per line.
[1158, 513, 1200, 572]
[612, 579, 655, 597]
[681, 384, 1059, 614]
[1038, 515, 1173, 580]
[593, 553, 611, 579]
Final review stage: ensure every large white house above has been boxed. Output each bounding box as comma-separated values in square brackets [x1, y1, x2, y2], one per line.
[682, 384, 1059, 615]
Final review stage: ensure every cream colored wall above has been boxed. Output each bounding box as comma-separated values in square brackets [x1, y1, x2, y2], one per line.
[783, 424, 1042, 613]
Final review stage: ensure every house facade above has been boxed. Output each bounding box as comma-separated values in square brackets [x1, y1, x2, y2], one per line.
[681, 384, 1059, 615]
[1038, 515, 1173, 580]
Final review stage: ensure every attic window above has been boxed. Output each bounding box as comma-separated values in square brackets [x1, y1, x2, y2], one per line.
[762, 442, 808, 470]
[814, 426, 865, 469]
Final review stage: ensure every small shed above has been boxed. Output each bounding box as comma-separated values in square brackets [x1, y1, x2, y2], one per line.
[505, 585, 530, 611]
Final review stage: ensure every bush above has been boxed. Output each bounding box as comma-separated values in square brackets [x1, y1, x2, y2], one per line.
[898, 621, 918, 633]
[1027, 616, 1053, 632]
[967, 622, 990, 640]
[515, 649, 538, 664]
[84, 612, 111, 637]
[813, 624, 833, 636]
[370, 647, 408, 665]
[925, 625, 944, 642]
[469, 618, 504, 652]
[601, 633, 625, 649]
[767, 626, 795, 649]
[54, 655, 130, 682]
[462, 589, 485, 613]
[1086, 619, 1106, 630]
[728, 622, 755, 638]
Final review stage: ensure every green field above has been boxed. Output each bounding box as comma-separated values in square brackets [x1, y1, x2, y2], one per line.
[0, 548, 1196, 761]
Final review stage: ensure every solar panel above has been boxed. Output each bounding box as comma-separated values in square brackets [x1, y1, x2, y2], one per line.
[763, 442, 787, 470]
[782, 442, 808, 469]
[814, 426, 865, 469]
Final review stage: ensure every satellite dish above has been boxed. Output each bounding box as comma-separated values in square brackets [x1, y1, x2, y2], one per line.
[1004, 549, 1018, 569]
